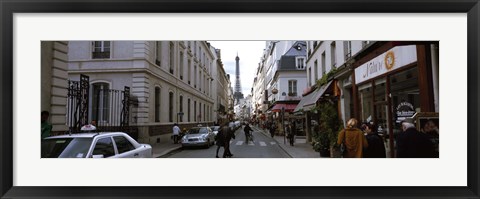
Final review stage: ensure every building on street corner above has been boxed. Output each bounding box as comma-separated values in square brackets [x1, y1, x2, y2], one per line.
[40, 41, 233, 145]
[293, 40, 439, 157]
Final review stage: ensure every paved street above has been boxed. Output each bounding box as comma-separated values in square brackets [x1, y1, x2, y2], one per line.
[160, 127, 291, 158]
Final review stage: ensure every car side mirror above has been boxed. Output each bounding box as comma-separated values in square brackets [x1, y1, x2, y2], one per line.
[92, 154, 104, 158]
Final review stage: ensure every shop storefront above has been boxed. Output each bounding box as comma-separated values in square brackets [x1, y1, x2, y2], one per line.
[351, 42, 439, 158]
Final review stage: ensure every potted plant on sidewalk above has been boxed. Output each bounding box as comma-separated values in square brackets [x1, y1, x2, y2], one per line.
[311, 99, 342, 157]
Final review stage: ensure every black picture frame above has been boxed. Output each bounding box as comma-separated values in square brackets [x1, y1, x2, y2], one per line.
[1, 0, 479, 198]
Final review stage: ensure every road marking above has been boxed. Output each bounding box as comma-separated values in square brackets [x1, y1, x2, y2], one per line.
[236, 141, 244, 145]
[248, 142, 254, 146]
[270, 142, 276, 145]
[259, 142, 267, 146]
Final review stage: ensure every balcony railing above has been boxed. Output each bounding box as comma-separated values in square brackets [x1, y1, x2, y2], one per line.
[92, 52, 110, 59]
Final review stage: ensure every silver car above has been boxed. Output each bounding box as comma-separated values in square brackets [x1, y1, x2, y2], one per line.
[41, 132, 152, 158]
[181, 127, 215, 148]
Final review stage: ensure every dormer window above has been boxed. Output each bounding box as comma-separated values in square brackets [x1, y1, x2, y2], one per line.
[296, 57, 306, 69]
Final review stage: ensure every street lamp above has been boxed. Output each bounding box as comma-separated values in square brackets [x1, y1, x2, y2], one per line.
[271, 88, 278, 95]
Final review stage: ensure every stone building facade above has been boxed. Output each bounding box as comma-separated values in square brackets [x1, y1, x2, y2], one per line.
[66, 41, 221, 144]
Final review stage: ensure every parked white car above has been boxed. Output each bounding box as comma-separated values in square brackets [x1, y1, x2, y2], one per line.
[41, 132, 152, 158]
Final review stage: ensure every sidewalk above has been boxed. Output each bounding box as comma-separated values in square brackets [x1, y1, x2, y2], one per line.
[251, 125, 320, 158]
[151, 137, 182, 158]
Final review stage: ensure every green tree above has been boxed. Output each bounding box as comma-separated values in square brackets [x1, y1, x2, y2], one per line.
[311, 99, 343, 154]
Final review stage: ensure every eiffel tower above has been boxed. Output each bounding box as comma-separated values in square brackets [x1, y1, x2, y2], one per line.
[233, 53, 244, 104]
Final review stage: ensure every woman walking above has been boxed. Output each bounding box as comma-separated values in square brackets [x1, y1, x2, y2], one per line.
[337, 118, 369, 158]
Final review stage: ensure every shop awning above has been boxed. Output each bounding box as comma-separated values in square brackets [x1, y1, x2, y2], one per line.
[303, 80, 334, 110]
[271, 103, 298, 112]
[293, 92, 314, 112]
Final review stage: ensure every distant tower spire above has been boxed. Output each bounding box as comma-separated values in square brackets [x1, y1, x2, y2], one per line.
[233, 54, 244, 104]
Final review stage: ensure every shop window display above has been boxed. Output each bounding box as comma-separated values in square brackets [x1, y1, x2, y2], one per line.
[390, 67, 420, 137]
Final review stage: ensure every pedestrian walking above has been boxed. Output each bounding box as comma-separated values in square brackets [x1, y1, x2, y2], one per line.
[215, 127, 226, 158]
[269, 122, 276, 138]
[172, 123, 181, 144]
[362, 122, 386, 158]
[41, 111, 52, 139]
[221, 123, 235, 158]
[336, 118, 369, 158]
[396, 118, 435, 158]
[244, 123, 252, 144]
[286, 123, 295, 146]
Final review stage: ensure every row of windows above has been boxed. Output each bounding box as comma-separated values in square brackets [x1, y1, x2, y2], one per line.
[307, 41, 371, 86]
[154, 87, 212, 123]
[308, 41, 340, 85]
[155, 41, 213, 97]
[89, 82, 212, 125]
[91, 41, 214, 100]
[92, 41, 212, 70]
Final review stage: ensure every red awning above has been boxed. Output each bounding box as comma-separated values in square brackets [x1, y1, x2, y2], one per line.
[271, 103, 298, 112]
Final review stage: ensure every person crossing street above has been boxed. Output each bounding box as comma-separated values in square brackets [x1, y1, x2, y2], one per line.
[244, 123, 253, 144]
[221, 122, 235, 158]
[215, 127, 226, 158]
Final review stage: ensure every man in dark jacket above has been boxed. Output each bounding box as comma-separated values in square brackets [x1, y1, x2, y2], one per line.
[215, 127, 226, 158]
[396, 118, 435, 158]
[221, 123, 235, 158]
[244, 123, 252, 144]
[362, 122, 386, 158]
[269, 122, 276, 138]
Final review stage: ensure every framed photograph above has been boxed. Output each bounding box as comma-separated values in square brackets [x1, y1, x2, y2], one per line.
[1, 0, 479, 198]
[415, 112, 439, 131]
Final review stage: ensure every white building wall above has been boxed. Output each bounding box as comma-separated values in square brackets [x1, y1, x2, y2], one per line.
[41, 41, 69, 132]
[210, 48, 219, 123]
[306, 40, 367, 87]
[306, 40, 373, 127]
[274, 73, 305, 101]
[68, 40, 215, 125]
[132, 73, 150, 124]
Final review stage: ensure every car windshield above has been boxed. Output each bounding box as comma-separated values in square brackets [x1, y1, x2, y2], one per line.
[212, 126, 220, 131]
[188, 128, 208, 134]
[41, 137, 93, 158]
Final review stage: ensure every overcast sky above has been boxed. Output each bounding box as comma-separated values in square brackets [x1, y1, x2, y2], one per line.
[209, 41, 266, 96]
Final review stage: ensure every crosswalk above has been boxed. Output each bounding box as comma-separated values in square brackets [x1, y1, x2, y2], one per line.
[229, 140, 277, 146]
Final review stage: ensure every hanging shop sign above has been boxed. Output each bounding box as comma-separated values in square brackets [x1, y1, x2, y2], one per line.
[355, 45, 417, 84]
[395, 101, 416, 123]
